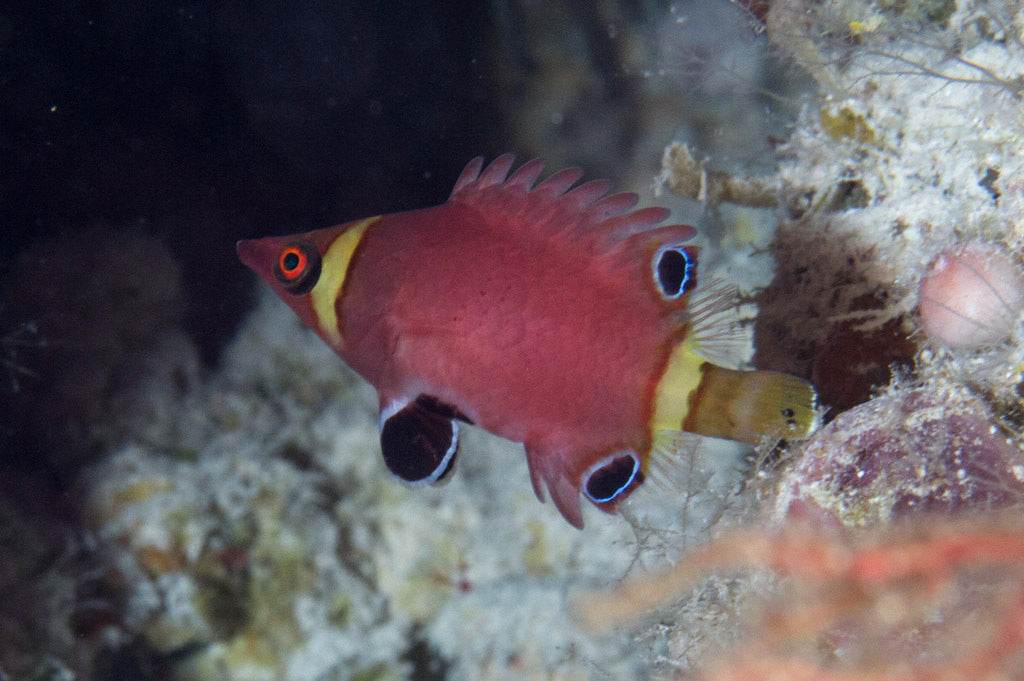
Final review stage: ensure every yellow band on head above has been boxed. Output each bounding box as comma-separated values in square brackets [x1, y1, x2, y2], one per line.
[650, 336, 704, 434]
[310, 217, 376, 346]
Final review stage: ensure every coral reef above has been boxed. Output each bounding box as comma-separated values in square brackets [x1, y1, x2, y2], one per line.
[639, 1, 1024, 677]
[0, 228, 187, 477]
[740, 1, 1024, 399]
[918, 242, 1024, 349]
[774, 386, 1024, 525]
[657, 1, 1024, 414]
[66, 291, 655, 681]
[10, 2, 1024, 681]
[82, 445, 409, 681]
[577, 515, 1024, 680]
[747, 0, 1024, 505]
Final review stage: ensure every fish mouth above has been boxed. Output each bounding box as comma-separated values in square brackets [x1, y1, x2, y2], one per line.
[236, 238, 270, 272]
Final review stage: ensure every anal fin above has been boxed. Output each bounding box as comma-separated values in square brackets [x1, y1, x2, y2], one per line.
[525, 443, 585, 529]
[683, 364, 819, 445]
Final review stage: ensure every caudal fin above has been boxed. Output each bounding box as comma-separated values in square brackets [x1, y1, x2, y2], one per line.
[683, 364, 818, 445]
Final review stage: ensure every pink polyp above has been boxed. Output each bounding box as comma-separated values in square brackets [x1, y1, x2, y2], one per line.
[918, 243, 1024, 349]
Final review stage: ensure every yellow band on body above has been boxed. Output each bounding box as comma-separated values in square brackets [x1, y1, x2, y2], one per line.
[650, 336, 704, 433]
[310, 217, 376, 346]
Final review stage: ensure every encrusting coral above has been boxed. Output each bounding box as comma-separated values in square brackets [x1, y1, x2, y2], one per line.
[774, 385, 1024, 525]
[71, 290, 649, 681]
[575, 515, 1024, 680]
[633, 1, 1024, 677]
[11, 3, 1024, 680]
[743, 0, 1024, 404]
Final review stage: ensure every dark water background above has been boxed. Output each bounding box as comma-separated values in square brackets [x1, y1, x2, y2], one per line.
[0, 3, 800, 678]
[2, 0, 497, 352]
[0, 1, 513, 487]
[3, 1, 706, 488]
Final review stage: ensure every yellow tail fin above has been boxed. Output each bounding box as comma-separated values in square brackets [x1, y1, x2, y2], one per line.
[683, 364, 818, 445]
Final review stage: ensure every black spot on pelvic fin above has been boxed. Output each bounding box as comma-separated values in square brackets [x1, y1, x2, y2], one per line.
[380, 394, 464, 487]
[413, 393, 473, 425]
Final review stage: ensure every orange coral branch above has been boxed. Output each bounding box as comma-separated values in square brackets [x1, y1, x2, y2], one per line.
[576, 516, 1024, 680]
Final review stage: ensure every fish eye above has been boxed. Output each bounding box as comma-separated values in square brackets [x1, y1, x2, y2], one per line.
[653, 245, 697, 300]
[582, 450, 643, 504]
[273, 240, 321, 294]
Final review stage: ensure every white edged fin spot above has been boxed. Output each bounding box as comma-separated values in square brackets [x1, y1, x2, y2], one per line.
[379, 394, 463, 488]
[379, 397, 409, 433]
[581, 450, 644, 505]
[653, 245, 698, 300]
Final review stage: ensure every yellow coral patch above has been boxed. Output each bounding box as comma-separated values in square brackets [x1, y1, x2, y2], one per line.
[820, 106, 877, 146]
[112, 478, 171, 507]
[848, 17, 882, 34]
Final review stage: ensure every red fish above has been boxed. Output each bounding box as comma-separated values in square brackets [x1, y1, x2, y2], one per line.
[237, 155, 817, 528]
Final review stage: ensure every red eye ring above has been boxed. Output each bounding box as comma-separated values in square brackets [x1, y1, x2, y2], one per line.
[278, 246, 308, 280]
[273, 240, 322, 294]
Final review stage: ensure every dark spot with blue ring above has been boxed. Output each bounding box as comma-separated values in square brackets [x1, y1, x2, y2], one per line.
[584, 453, 642, 503]
[656, 247, 696, 298]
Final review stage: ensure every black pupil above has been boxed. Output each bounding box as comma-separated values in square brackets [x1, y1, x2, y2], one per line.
[283, 251, 301, 271]
[657, 249, 689, 296]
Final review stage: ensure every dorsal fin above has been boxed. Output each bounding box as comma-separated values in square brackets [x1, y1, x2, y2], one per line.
[447, 155, 695, 258]
[474, 153, 517, 188]
[449, 156, 486, 197]
[506, 157, 546, 189]
[532, 167, 584, 199]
